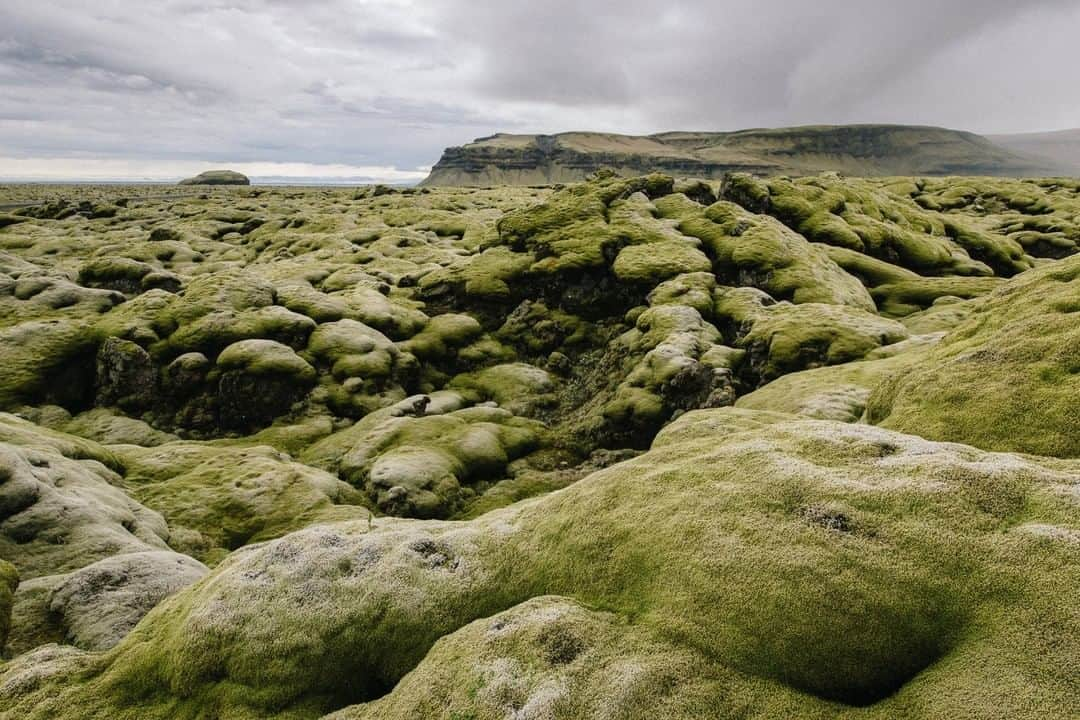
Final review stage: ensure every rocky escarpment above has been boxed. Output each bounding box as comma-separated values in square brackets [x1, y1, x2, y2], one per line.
[0, 173, 1077, 719]
[422, 125, 1052, 186]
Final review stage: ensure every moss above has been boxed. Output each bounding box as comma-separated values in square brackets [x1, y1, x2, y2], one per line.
[398, 314, 482, 360]
[306, 319, 411, 383]
[0, 436, 170, 582]
[314, 403, 545, 518]
[0, 558, 17, 651]
[449, 363, 556, 415]
[655, 195, 875, 310]
[941, 217, 1032, 277]
[62, 409, 178, 447]
[77, 257, 156, 293]
[150, 305, 317, 360]
[599, 304, 734, 442]
[611, 240, 711, 283]
[118, 442, 369, 562]
[736, 338, 937, 421]
[1, 177, 1078, 716]
[0, 412, 123, 470]
[744, 176, 1006, 278]
[646, 272, 716, 316]
[870, 276, 1004, 316]
[5, 411, 1077, 718]
[729, 301, 909, 383]
[493, 301, 590, 355]
[216, 339, 317, 382]
[495, 174, 677, 276]
[868, 254, 1080, 457]
[719, 172, 770, 213]
[421, 246, 533, 301]
[0, 320, 97, 410]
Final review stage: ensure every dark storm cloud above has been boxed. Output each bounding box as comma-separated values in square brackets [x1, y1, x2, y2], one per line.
[0, 0, 1077, 180]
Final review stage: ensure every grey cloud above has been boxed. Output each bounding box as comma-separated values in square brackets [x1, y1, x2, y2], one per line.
[0, 0, 1078, 178]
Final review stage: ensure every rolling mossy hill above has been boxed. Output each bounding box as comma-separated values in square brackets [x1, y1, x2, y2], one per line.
[0, 172, 1077, 719]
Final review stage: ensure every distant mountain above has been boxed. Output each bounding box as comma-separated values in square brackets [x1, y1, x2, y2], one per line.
[989, 128, 1080, 176]
[177, 170, 250, 186]
[421, 124, 1057, 186]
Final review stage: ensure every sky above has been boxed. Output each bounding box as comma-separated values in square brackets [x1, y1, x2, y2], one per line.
[1, 0, 1078, 183]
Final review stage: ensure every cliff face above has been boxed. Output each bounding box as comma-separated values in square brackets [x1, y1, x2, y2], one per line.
[422, 125, 1052, 186]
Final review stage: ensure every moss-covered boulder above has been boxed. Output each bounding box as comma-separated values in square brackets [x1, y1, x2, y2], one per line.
[306, 399, 544, 518]
[8, 550, 206, 655]
[212, 339, 317, 431]
[119, 442, 368, 563]
[731, 301, 910, 383]
[95, 337, 158, 412]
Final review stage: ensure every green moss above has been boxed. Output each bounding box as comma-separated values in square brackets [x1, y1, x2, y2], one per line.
[731, 301, 909, 382]
[151, 305, 316, 360]
[77, 257, 156, 292]
[62, 409, 178, 447]
[736, 336, 938, 421]
[598, 304, 734, 440]
[655, 195, 875, 310]
[0, 412, 123, 470]
[6, 410, 1077, 718]
[449, 363, 556, 415]
[870, 276, 1004, 316]
[1, 177, 1078, 717]
[611, 240, 711, 283]
[398, 314, 483, 360]
[0, 558, 17, 651]
[421, 246, 533, 301]
[216, 339, 317, 382]
[312, 403, 545, 518]
[0, 320, 97, 409]
[118, 442, 369, 562]
[868, 254, 1080, 457]
[646, 272, 717, 316]
[495, 174, 677, 275]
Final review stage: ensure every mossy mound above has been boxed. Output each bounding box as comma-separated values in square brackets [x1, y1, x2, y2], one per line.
[117, 442, 369, 563]
[732, 301, 909, 382]
[868, 254, 1080, 457]
[0, 437, 169, 582]
[303, 396, 544, 519]
[2, 410, 1076, 718]
[8, 550, 207, 656]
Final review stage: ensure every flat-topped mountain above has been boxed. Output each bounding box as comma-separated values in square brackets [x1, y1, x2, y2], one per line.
[421, 124, 1056, 186]
[177, 170, 250, 186]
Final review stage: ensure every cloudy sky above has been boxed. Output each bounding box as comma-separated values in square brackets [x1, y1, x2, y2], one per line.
[1, 0, 1078, 182]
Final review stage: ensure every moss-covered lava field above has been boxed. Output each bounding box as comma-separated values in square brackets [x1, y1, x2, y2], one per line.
[0, 172, 1077, 719]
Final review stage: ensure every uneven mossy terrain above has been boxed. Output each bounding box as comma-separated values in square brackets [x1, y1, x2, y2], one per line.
[0, 173, 1077, 719]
